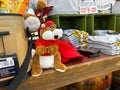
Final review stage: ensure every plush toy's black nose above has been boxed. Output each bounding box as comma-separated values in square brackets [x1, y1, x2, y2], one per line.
[54, 35, 58, 39]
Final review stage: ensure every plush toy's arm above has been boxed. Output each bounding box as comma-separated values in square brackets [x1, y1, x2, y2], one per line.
[47, 45, 58, 55]
[36, 46, 46, 55]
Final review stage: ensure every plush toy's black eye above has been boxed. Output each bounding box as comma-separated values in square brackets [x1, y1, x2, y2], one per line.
[49, 26, 52, 29]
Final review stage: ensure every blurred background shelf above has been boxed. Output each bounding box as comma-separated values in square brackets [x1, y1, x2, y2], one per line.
[48, 14, 120, 35]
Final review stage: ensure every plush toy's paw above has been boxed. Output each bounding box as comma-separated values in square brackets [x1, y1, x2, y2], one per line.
[48, 45, 58, 55]
[36, 46, 46, 55]
[32, 54, 42, 77]
[31, 66, 42, 77]
[55, 63, 67, 72]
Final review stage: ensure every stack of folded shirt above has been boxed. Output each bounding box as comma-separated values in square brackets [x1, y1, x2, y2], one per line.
[87, 35, 120, 55]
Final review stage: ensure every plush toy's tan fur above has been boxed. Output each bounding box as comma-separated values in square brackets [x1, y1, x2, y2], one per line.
[23, 14, 38, 20]
[40, 23, 56, 36]
[32, 45, 67, 76]
[37, 0, 47, 11]
[31, 21, 67, 77]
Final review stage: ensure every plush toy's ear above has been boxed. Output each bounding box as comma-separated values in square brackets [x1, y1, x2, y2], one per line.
[26, 8, 35, 15]
[37, 0, 47, 11]
[42, 6, 53, 16]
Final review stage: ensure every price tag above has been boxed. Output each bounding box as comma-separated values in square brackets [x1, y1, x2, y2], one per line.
[0, 54, 19, 78]
[0, 57, 14, 68]
[80, 1, 98, 14]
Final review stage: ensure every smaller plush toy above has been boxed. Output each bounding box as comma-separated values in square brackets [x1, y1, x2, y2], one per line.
[31, 20, 67, 77]
[24, 8, 41, 32]
[36, 0, 47, 16]
[25, 0, 53, 25]
[35, 0, 53, 23]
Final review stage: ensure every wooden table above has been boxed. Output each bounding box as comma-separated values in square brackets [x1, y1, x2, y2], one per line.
[1, 54, 120, 90]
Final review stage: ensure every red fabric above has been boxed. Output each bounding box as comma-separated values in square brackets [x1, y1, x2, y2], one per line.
[58, 40, 83, 63]
[36, 6, 53, 23]
[36, 10, 42, 17]
[39, 20, 55, 31]
[45, 20, 55, 28]
[35, 38, 83, 63]
[35, 38, 58, 56]
[36, 38, 58, 47]
[42, 6, 53, 16]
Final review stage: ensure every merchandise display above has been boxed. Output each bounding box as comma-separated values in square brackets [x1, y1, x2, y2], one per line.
[0, 0, 120, 90]
[87, 35, 120, 55]
[63, 29, 89, 49]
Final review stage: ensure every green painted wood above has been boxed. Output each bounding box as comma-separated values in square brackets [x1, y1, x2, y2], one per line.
[48, 14, 86, 31]
[94, 14, 115, 31]
[48, 14, 117, 35]
[116, 14, 120, 33]
[86, 15, 94, 35]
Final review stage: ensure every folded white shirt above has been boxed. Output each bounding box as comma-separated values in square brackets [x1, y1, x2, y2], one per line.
[88, 35, 120, 44]
[87, 46, 120, 55]
[88, 43, 120, 50]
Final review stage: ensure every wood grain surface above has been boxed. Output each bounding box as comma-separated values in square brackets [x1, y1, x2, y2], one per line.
[1, 54, 120, 90]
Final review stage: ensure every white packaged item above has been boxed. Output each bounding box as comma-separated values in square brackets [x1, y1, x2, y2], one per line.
[94, 30, 108, 36]
[88, 43, 120, 51]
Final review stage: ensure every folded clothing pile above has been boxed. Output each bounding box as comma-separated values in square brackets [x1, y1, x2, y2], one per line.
[87, 35, 120, 55]
[63, 29, 89, 49]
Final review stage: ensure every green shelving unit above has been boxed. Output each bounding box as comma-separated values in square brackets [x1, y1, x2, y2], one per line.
[48, 14, 117, 35]
[86, 15, 94, 35]
[94, 14, 116, 30]
[48, 14, 87, 31]
[116, 14, 120, 33]
[87, 14, 116, 35]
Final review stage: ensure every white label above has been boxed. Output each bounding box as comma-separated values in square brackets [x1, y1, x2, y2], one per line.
[80, 1, 98, 14]
[97, 3, 112, 10]
[0, 57, 15, 68]
[96, 0, 116, 10]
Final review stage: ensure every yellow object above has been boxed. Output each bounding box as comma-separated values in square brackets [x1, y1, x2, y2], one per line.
[0, 0, 29, 14]
[115, 41, 120, 46]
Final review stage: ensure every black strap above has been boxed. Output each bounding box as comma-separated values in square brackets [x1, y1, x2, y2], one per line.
[0, 79, 12, 87]
[7, 39, 33, 90]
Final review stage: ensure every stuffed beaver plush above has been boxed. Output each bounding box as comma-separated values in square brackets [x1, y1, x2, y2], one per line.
[31, 20, 67, 77]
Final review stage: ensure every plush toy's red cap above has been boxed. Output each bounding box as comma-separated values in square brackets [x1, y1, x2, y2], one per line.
[40, 20, 55, 30]
[45, 20, 55, 27]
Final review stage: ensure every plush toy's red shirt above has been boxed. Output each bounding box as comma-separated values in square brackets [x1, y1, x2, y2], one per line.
[35, 38, 58, 56]
[35, 38, 83, 63]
